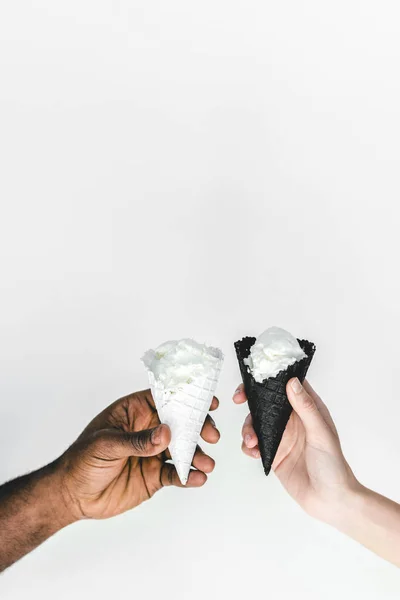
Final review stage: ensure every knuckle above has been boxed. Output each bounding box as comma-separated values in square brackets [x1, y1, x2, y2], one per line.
[300, 392, 316, 412]
[90, 429, 104, 443]
[90, 430, 107, 448]
[129, 430, 152, 453]
[89, 431, 113, 457]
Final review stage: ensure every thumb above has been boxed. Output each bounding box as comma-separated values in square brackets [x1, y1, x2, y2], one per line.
[92, 424, 171, 460]
[286, 378, 329, 443]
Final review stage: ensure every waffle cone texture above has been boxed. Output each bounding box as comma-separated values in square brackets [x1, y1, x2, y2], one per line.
[234, 337, 316, 476]
[145, 351, 223, 485]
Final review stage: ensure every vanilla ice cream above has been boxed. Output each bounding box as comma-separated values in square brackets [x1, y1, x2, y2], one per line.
[142, 338, 223, 485]
[142, 339, 222, 389]
[244, 326, 306, 383]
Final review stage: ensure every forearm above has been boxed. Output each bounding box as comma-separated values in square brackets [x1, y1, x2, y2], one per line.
[0, 460, 75, 572]
[329, 484, 400, 568]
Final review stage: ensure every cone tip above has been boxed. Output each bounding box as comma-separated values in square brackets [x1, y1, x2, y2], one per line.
[175, 463, 190, 486]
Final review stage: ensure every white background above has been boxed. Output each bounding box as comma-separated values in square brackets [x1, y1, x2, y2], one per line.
[1, 1, 400, 598]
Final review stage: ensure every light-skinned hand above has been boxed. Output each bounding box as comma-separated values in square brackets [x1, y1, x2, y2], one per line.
[233, 378, 358, 522]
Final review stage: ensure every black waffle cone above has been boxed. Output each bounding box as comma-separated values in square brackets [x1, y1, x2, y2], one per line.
[234, 336, 316, 476]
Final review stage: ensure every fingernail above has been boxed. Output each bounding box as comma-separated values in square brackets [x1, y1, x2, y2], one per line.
[252, 449, 260, 459]
[291, 378, 303, 394]
[233, 387, 241, 395]
[151, 426, 162, 445]
[245, 434, 252, 447]
[209, 417, 216, 428]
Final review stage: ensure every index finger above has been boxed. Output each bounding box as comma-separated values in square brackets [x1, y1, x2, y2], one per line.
[232, 383, 247, 404]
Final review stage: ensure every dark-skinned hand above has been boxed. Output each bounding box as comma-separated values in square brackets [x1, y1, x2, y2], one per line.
[59, 389, 220, 520]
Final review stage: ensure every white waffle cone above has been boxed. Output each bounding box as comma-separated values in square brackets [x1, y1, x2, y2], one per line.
[144, 350, 223, 485]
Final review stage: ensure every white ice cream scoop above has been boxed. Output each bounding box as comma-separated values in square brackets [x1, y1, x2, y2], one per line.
[142, 339, 223, 485]
[244, 326, 306, 383]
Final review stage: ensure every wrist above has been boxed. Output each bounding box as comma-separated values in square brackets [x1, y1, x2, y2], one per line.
[38, 460, 80, 529]
[321, 480, 368, 531]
